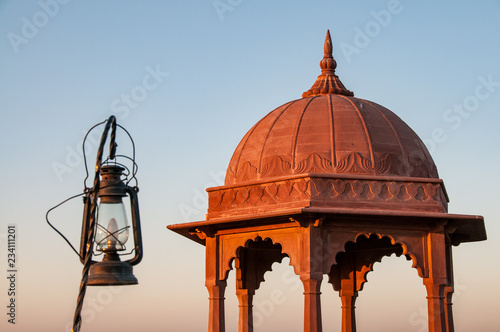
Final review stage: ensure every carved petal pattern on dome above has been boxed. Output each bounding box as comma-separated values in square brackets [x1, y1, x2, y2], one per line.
[227, 151, 437, 185]
[261, 155, 292, 178]
[335, 152, 390, 174]
[233, 161, 258, 183]
[295, 153, 335, 174]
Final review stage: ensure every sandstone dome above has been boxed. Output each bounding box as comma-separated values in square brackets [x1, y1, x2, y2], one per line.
[225, 31, 438, 186]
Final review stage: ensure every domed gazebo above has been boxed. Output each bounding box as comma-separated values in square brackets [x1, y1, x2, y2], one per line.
[168, 31, 486, 332]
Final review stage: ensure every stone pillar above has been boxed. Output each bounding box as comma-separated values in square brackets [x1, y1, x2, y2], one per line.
[235, 247, 256, 332]
[207, 281, 227, 332]
[301, 273, 323, 332]
[424, 230, 448, 332]
[444, 242, 455, 332]
[206, 235, 226, 332]
[444, 286, 454, 332]
[424, 282, 446, 332]
[339, 277, 357, 332]
[236, 288, 254, 332]
[297, 219, 324, 332]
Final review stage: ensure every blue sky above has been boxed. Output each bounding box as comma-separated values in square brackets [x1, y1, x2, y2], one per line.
[1, 1, 499, 331]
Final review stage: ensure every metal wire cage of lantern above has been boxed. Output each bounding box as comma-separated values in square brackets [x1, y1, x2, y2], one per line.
[80, 163, 143, 286]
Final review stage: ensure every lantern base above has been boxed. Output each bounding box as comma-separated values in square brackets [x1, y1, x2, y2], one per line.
[88, 252, 138, 286]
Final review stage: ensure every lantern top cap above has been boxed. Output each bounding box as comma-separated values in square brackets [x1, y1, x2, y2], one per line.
[101, 164, 125, 175]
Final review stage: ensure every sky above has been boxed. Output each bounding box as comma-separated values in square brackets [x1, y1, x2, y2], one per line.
[1, 0, 500, 331]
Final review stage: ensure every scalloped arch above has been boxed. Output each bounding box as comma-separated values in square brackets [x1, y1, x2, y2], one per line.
[222, 234, 297, 282]
[352, 232, 424, 278]
[328, 232, 424, 291]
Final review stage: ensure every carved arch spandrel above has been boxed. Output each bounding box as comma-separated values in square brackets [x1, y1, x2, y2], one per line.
[386, 233, 428, 279]
[328, 234, 404, 292]
[219, 229, 302, 282]
[323, 229, 429, 282]
[234, 240, 287, 291]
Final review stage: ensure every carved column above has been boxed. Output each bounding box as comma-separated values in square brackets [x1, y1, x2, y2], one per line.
[339, 274, 357, 332]
[424, 282, 446, 332]
[207, 281, 227, 332]
[236, 288, 254, 332]
[424, 230, 448, 332]
[205, 235, 226, 332]
[331, 251, 358, 332]
[298, 220, 324, 332]
[444, 286, 454, 332]
[444, 240, 455, 332]
[235, 251, 255, 332]
[301, 273, 323, 332]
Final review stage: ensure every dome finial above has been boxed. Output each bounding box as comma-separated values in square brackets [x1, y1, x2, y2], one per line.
[324, 30, 333, 60]
[325, 30, 332, 51]
[303, 30, 353, 97]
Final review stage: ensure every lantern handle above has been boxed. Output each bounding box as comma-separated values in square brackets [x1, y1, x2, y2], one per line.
[46, 114, 117, 263]
[82, 116, 116, 189]
[109, 117, 117, 160]
[79, 116, 117, 263]
[73, 115, 117, 332]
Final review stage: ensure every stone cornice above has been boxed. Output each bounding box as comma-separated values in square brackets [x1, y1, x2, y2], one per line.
[208, 174, 448, 220]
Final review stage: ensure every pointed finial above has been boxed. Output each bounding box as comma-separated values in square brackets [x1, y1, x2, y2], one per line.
[320, 30, 336, 73]
[324, 29, 332, 54]
[303, 30, 353, 97]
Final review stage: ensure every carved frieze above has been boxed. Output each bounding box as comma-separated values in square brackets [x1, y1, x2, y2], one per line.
[208, 175, 448, 219]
